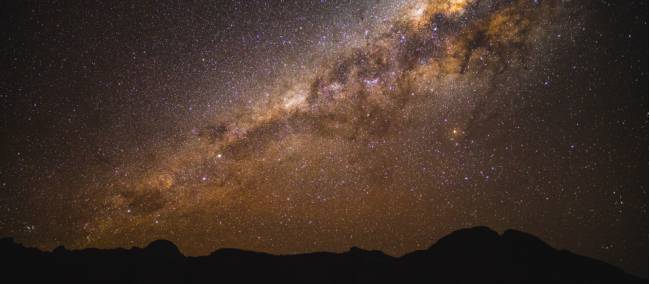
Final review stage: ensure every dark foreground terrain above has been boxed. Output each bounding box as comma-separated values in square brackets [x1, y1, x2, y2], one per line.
[0, 227, 643, 283]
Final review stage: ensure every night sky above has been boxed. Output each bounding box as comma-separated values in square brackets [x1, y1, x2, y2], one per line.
[1, 0, 647, 276]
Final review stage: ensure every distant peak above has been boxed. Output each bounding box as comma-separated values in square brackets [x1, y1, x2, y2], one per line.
[434, 226, 498, 240]
[426, 226, 500, 251]
[443, 226, 500, 238]
[348, 246, 366, 253]
[501, 229, 553, 250]
[53, 245, 67, 253]
[459, 226, 499, 235]
[145, 239, 182, 256]
[345, 246, 391, 261]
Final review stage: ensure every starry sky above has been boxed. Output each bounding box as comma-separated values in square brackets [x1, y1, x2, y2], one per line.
[0, 0, 647, 276]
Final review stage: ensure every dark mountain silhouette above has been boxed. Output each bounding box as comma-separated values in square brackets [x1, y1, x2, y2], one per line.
[0, 227, 643, 283]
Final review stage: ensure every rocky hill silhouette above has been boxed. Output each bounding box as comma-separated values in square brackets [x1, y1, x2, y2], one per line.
[0, 227, 643, 283]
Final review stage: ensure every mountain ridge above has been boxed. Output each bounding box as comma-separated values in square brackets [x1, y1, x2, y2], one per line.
[0, 227, 643, 283]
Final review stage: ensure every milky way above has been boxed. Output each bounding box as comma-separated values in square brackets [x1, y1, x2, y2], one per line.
[1, 0, 647, 276]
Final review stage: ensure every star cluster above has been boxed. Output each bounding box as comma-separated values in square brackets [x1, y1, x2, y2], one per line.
[0, 0, 647, 276]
